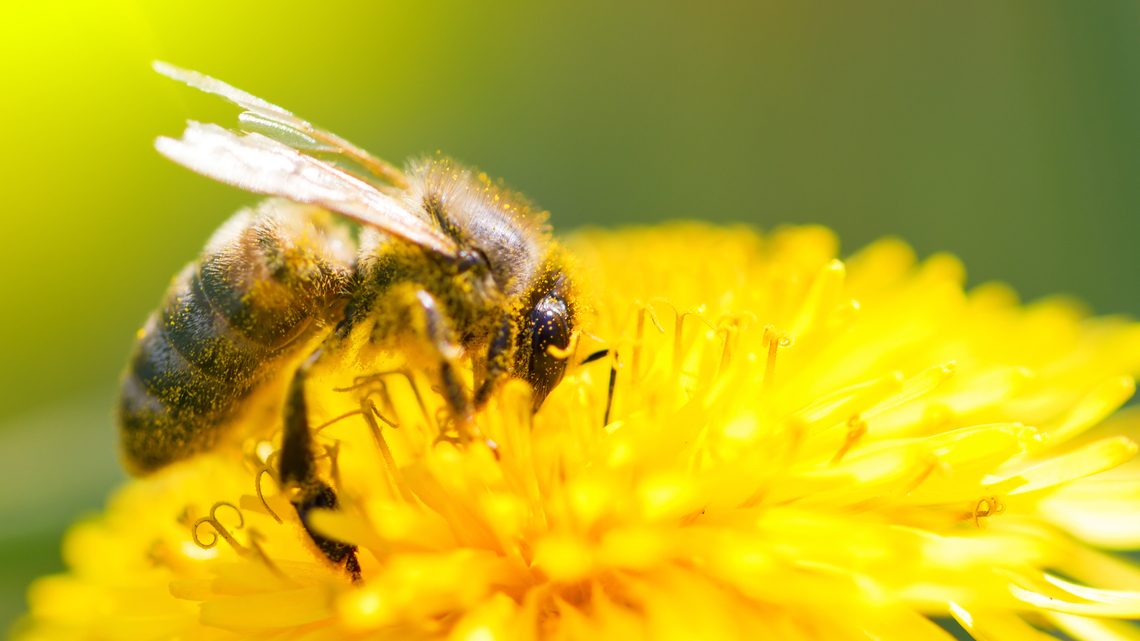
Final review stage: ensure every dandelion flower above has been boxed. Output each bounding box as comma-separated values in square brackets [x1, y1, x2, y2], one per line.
[17, 224, 1140, 641]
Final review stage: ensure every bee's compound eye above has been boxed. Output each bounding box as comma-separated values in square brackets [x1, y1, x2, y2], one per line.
[525, 292, 571, 410]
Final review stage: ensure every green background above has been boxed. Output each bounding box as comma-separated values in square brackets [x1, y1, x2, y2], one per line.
[2, 0, 1139, 632]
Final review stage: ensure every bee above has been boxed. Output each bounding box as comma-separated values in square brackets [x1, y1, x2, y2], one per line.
[120, 63, 577, 577]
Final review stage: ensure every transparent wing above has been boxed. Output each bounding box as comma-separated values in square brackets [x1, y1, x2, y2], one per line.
[157, 122, 458, 256]
[154, 61, 408, 189]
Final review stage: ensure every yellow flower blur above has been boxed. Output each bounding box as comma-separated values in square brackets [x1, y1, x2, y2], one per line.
[17, 224, 1140, 640]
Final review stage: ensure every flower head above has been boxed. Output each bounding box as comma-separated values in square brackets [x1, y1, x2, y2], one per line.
[18, 224, 1140, 640]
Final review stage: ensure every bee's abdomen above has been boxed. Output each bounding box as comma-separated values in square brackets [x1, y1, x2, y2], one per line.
[119, 202, 356, 475]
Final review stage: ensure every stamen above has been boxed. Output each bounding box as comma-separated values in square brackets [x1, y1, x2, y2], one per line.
[359, 396, 415, 502]
[246, 529, 288, 580]
[192, 502, 247, 552]
[333, 374, 388, 392]
[313, 409, 367, 433]
[717, 318, 740, 373]
[672, 310, 714, 380]
[645, 299, 683, 377]
[643, 302, 667, 333]
[784, 418, 807, 465]
[338, 369, 434, 432]
[831, 415, 868, 464]
[762, 326, 792, 391]
[633, 306, 646, 385]
[790, 259, 846, 337]
[716, 313, 757, 373]
[320, 443, 342, 486]
[631, 303, 665, 384]
[190, 502, 292, 579]
[903, 455, 940, 496]
[644, 299, 706, 378]
[971, 495, 1005, 528]
[363, 388, 398, 430]
[255, 458, 283, 524]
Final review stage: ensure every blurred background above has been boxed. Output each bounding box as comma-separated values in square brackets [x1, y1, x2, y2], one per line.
[2, 0, 1139, 631]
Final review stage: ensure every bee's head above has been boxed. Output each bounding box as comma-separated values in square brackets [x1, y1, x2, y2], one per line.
[410, 157, 575, 409]
[411, 157, 550, 301]
[516, 264, 576, 409]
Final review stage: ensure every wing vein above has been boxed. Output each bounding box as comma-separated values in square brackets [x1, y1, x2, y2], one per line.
[156, 122, 456, 256]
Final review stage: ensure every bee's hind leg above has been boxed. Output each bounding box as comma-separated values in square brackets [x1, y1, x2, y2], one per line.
[280, 350, 362, 581]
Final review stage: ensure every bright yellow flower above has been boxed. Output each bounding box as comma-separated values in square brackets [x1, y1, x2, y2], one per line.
[16, 224, 1140, 640]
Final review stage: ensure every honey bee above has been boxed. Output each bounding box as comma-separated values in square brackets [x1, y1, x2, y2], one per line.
[120, 63, 577, 576]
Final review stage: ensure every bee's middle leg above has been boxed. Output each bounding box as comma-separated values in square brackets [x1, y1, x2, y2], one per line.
[280, 350, 361, 580]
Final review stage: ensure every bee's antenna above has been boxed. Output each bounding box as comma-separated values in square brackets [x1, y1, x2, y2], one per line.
[604, 351, 619, 427]
[580, 348, 609, 365]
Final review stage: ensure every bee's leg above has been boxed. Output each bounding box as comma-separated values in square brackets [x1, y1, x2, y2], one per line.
[474, 316, 515, 408]
[389, 288, 474, 437]
[280, 350, 362, 581]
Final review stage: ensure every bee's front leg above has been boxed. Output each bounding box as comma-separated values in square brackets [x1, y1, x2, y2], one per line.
[280, 350, 362, 581]
[474, 316, 516, 408]
[379, 286, 475, 441]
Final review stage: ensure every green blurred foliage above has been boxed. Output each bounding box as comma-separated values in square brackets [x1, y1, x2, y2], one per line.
[3, 0, 1140, 424]
[2, 0, 1139, 631]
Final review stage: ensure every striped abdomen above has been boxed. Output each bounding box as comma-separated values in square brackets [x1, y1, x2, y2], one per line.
[118, 201, 355, 474]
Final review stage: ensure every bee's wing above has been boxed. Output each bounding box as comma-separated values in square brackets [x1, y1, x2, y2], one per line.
[154, 61, 408, 189]
[157, 122, 458, 257]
